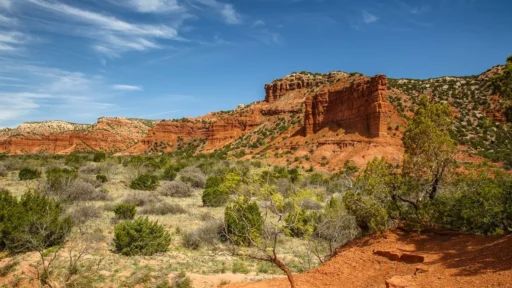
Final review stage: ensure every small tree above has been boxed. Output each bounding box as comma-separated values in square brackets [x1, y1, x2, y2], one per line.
[113, 203, 136, 220]
[93, 152, 106, 163]
[402, 97, 457, 202]
[113, 217, 171, 256]
[130, 174, 159, 191]
[225, 197, 263, 246]
[18, 168, 41, 181]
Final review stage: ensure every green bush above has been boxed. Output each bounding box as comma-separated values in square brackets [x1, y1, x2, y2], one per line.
[205, 175, 225, 190]
[0, 190, 72, 253]
[113, 203, 136, 220]
[285, 208, 320, 238]
[93, 152, 106, 163]
[161, 166, 178, 181]
[130, 174, 159, 191]
[18, 168, 41, 181]
[96, 174, 108, 183]
[65, 153, 84, 168]
[225, 197, 263, 246]
[113, 217, 171, 256]
[431, 174, 512, 235]
[46, 167, 78, 191]
[202, 187, 230, 207]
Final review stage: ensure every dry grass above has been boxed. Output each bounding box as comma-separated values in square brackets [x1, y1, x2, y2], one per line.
[0, 160, 315, 288]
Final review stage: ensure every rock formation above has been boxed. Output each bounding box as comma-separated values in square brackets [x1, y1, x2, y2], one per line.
[0, 118, 156, 155]
[264, 72, 347, 103]
[304, 74, 392, 138]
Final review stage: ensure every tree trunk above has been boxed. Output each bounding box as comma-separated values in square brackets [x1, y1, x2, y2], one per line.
[274, 258, 295, 288]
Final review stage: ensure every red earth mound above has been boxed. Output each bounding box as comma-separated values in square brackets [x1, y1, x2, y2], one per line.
[227, 230, 512, 288]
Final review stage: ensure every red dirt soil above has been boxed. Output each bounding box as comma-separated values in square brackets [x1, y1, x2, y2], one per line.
[227, 230, 512, 288]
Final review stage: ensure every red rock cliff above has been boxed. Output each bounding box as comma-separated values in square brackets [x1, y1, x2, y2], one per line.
[265, 72, 348, 103]
[304, 75, 392, 138]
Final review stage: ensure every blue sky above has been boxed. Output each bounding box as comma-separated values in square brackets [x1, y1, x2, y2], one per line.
[0, 0, 511, 127]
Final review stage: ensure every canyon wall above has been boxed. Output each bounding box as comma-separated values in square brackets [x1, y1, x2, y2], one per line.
[0, 118, 155, 155]
[265, 72, 347, 103]
[304, 74, 392, 138]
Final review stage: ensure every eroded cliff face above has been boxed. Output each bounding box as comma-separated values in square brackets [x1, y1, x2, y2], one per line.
[265, 72, 348, 103]
[304, 75, 392, 138]
[0, 118, 157, 155]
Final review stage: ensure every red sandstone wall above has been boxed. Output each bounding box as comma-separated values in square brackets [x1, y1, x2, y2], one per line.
[304, 75, 392, 138]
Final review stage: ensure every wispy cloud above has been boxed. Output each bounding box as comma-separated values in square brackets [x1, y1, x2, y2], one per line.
[362, 10, 379, 24]
[26, 0, 180, 57]
[191, 0, 242, 24]
[112, 84, 143, 91]
[252, 20, 265, 27]
[0, 0, 11, 10]
[0, 14, 17, 26]
[0, 61, 121, 126]
[112, 0, 182, 13]
[0, 31, 31, 52]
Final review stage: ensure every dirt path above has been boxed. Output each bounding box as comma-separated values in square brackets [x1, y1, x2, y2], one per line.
[227, 230, 512, 288]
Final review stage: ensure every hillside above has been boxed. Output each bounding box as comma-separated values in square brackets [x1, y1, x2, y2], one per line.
[1, 60, 511, 171]
[0, 118, 158, 154]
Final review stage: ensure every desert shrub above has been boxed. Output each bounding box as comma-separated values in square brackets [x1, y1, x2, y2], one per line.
[202, 187, 230, 207]
[285, 208, 320, 238]
[130, 173, 159, 191]
[0, 164, 6, 177]
[93, 152, 106, 163]
[96, 174, 108, 183]
[300, 197, 323, 210]
[231, 260, 249, 274]
[79, 163, 101, 174]
[205, 175, 224, 190]
[123, 192, 160, 207]
[182, 220, 224, 249]
[59, 179, 111, 202]
[113, 217, 171, 256]
[160, 166, 178, 181]
[65, 153, 85, 168]
[0, 190, 72, 253]
[46, 167, 78, 191]
[139, 203, 186, 215]
[179, 167, 206, 188]
[430, 174, 512, 235]
[159, 181, 193, 198]
[68, 205, 102, 226]
[225, 197, 263, 246]
[171, 271, 192, 288]
[18, 168, 41, 181]
[113, 203, 136, 220]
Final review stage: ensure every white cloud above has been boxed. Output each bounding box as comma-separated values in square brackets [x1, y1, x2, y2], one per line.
[362, 10, 378, 24]
[112, 84, 143, 91]
[0, 0, 10, 10]
[220, 4, 241, 24]
[0, 31, 31, 52]
[191, 0, 242, 24]
[0, 14, 17, 26]
[410, 5, 431, 14]
[0, 62, 118, 126]
[26, 0, 180, 57]
[114, 0, 182, 13]
[252, 20, 265, 27]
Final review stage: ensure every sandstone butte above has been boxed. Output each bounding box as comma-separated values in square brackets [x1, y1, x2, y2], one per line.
[1, 67, 503, 170]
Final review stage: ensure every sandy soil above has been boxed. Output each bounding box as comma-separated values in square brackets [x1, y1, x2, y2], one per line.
[228, 229, 512, 288]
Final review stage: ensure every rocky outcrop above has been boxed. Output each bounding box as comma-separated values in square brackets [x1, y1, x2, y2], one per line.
[304, 75, 392, 138]
[264, 72, 347, 103]
[0, 118, 156, 155]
